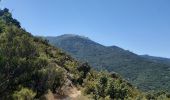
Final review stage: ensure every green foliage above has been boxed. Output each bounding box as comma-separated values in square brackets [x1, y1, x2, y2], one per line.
[0, 9, 95, 99]
[12, 87, 36, 100]
[83, 71, 133, 100]
[108, 80, 128, 99]
[0, 19, 5, 33]
[46, 34, 170, 92]
[0, 8, 21, 28]
[1, 8, 170, 100]
[145, 91, 170, 100]
[78, 62, 91, 78]
[0, 10, 85, 99]
[35, 66, 66, 96]
[96, 74, 108, 98]
[77, 62, 91, 85]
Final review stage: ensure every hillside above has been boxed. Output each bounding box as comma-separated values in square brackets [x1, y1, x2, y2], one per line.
[0, 8, 151, 100]
[141, 55, 170, 66]
[45, 34, 170, 92]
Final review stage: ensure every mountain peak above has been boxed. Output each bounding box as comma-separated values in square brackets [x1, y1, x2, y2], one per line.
[45, 35, 170, 92]
[57, 34, 90, 40]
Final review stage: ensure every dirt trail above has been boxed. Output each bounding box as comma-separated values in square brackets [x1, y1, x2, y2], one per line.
[53, 87, 82, 100]
[66, 87, 81, 98]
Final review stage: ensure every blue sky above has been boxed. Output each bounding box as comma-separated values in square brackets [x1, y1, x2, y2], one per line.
[0, 0, 170, 58]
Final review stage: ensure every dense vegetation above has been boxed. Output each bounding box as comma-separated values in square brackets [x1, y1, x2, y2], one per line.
[0, 8, 170, 100]
[0, 8, 137, 100]
[0, 8, 87, 99]
[142, 55, 170, 66]
[45, 34, 170, 92]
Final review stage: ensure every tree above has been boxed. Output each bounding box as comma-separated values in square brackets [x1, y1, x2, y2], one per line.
[97, 75, 108, 97]
[0, 8, 21, 28]
[77, 62, 91, 85]
[107, 79, 128, 99]
[34, 66, 66, 96]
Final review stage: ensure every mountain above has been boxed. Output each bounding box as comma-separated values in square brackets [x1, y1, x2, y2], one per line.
[45, 34, 170, 92]
[0, 8, 148, 100]
[141, 55, 170, 66]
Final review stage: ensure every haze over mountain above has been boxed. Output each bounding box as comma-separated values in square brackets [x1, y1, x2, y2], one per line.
[45, 34, 170, 92]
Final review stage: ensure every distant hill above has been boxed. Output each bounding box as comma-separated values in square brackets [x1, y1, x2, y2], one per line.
[1, 7, 169, 99]
[0, 8, 145, 99]
[45, 34, 170, 92]
[141, 55, 170, 66]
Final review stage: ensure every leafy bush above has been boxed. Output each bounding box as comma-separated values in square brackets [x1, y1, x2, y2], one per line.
[12, 87, 36, 100]
[83, 71, 131, 100]
[35, 66, 66, 96]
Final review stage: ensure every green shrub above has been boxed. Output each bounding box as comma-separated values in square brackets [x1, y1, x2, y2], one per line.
[83, 72, 130, 100]
[35, 66, 66, 96]
[12, 87, 36, 100]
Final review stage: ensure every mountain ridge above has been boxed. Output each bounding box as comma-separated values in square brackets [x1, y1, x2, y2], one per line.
[45, 34, 170, 92]
[0, 8, 147, 99]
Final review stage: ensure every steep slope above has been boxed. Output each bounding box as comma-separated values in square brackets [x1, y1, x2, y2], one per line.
[0, 9, 90, 99]
[45, 34, 170, 92]
[0, 8, 146, 100]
